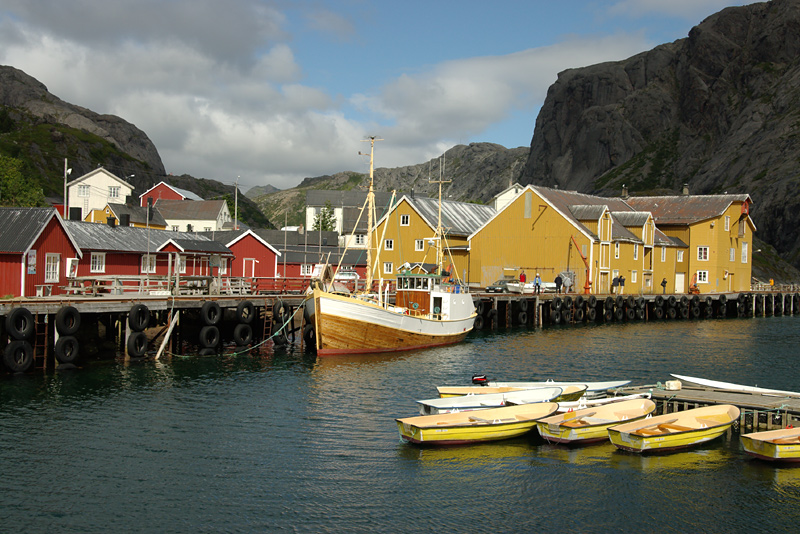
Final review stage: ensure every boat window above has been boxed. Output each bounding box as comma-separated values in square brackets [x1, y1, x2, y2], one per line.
[415, 278, 422, 289]
[402, 277, 409, 289]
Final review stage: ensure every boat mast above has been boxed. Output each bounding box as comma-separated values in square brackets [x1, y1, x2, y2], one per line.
[430, 152, 451, 275]
[360, 136, 381, 290]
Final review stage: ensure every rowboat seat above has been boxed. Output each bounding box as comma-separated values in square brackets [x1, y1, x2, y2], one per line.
[657, 423, 694, 432]
[468, 416, 516, 424]
[771, 436, 800, 444]
[634, 427, 664, 436]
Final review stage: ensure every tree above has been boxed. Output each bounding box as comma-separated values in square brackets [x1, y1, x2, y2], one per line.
[313, 200, 336, 232]
[0, 155, 45, 207]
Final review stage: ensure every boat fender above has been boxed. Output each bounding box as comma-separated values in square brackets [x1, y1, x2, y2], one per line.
[472, 374, 489, 385]
[6, 307, 34, 340]
[200, 301, 222, 326]
[55, 306, 81, 336]
[128, 304, 150, 332]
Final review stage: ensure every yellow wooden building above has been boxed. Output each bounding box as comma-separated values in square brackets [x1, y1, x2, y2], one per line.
[626, 193, 754, 293]
[84, 202, 168, 230]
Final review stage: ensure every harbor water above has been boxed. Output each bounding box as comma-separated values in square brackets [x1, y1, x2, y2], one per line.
[2, 316, 800, 532]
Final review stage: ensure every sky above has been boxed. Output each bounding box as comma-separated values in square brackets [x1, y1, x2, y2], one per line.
[0, 0, 750, 192]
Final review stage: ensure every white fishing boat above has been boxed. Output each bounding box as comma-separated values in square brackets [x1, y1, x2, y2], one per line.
[310, 138, 476, 356]
[416, 386, 563, 415]
[670, 374, 800, 398]
[556, 392, 651, 413]
[462, 378, 630, 399]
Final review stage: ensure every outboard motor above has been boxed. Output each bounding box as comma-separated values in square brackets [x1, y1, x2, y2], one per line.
[472, 374, 489, 386]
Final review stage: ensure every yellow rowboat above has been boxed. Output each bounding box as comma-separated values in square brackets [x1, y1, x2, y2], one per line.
[740, 428, 800, 462]
[608, 404, 740, 454]
[437, 384, 587, 403]
[396, 403, 559, 446]
[537, 399, 657, 445]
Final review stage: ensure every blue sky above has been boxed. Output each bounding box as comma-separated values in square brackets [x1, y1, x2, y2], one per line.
[0, 0, 749, 191]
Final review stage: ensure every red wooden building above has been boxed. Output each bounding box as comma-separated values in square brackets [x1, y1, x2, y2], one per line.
[0, 208, 82, 297]
[204, 229, 280, 278]
[139, 181, 203, 207]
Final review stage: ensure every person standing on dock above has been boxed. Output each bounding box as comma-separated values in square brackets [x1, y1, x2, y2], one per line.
[612, 276, 619, 294]
[519, 271, 526, 284]
[534, 273, 541, 295]
[661, 278, 667, 294]
[619, 275, 625, 295]
[555, 274, 563, 294]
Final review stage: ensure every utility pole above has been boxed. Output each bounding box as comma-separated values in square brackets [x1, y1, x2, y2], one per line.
[63, 159, 72, 218]
[234, 176, 239, 230]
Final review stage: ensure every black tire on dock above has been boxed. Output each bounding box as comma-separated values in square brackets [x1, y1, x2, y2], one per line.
[704, 306, 714, 318]
[704, 296, 713, 307]
[233, 323, 253, 346]
[587, 307, 597, 322]
[199, 325, 220, 348]
[127, 331, 148, 358]
[667, 307, 677, 320]
[128, 304, 150, 332]
[55, 306, 81, 336]
[626, 308, 635, 321]
[518, 299, 528, 312]
[564, 296, 573, 310]
[635, 297, 645, 309]
[573, 308, 585, 322]
[680, 296, 689, 307]
[691, 295, 700, 307]
[561, 309, 573, 323]
[6, 307, 34, 340]
[3, 340, 33, 372]
[235, 301, 255, 324]
[587, 295, 597, 308]
[636, 308, 645, 320]
[667, 295, 677, 308]
[690, 306, 701, 319]
[474, 315, 485, 329]
[603, 309, 613, 322]
[551, 309, 561, 324]
[54, 335, 79, 364]
[654, 295, 664, 307]
[575, 295, 585, 308]
[303, 324, 316, 344]
[552, 297, 562, 311]
[518, 311, 528, 325]
[614, 308, 624, 321]
[201, 301, 222, 326]
[626, 296, 635, 309]
[604, 297, 614, 310]
[615, 296, 624, 309]
[718, 294, 728, 306]
[679, 306, 690, 319]
[654, 306, 665, 320]
[476, 301, 485, 315]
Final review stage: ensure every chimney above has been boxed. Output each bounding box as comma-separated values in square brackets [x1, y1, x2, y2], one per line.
[187, 224, 193, 232]
[120, 213, 130, 226]
[682, 183, 689, 196]
[621, 184, 629, 199]
[107, 217, 117, 227]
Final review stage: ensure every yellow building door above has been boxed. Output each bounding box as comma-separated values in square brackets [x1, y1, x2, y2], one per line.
[675, 272, 685, 293]
[599, 272, 609, 293]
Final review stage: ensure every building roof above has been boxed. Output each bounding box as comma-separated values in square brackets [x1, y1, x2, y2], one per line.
[394, 195, 496, 238]
[0, 207, 80, 255]
[154, 199, 227, 220]
[106, 203, 168, 227]
[306, 190, 396, 209]
[569, 205, 607, 221]
[200, 229, 280, 256]
[63, 220, 227, 255]
[254, 228, 340, 248]
[611, 211, 651, 227]
[279, 247, 367, 266]
[139, 181, 204, 202]
[624, 194, 753, 225]
[157, 238, 232, 255]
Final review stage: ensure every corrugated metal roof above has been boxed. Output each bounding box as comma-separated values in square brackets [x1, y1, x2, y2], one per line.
[154, 199, 226, 220]
[107, 203, 168, 226]
[169, 185, 204, 201]
[624, 194, 751, 224]
[408, 196, 495, 237]
[0, 207, 59, 253]
[63, 220, 223, 254]
[611, 211, 650, 227]
[306, 190, 396, 209]
[165, 238, 232, 255]
[569, 205, 606, 221]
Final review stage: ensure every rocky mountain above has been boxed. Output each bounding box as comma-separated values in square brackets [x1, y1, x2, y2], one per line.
[245, 184, 280, 199]
[255, 142, 528, 227]
[520, 0, 800, 269]
[0, 65, 272, 228]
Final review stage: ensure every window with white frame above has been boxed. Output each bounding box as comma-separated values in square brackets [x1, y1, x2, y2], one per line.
[384, 239, 394, 251]
[697, 270, 709, 283]
[301, 264, 313, 276]
[172, 225, 179, 232]
[415, 239, 424, 251]
[90, 252, 106, 273]
[355, 234, 365, 245]
[724, 216, 730, 231]
[141, 254, 156, 274]
[78, 185, 89, 197]
[697, 246, 709, 261]
[204, 227, 212, 232]
[400, 214, 410, 226]
[383, 262, 393, 274]
[614, 242, 620, 259]
[730, 248, 735, 262]
[632, 270, 637, 283]
[178, 256, 186, 274]
[109, 186, 120, 199]
[677, 250, 685, 262]
[661, 246, 666, 262]
[633, 244, 639, 261]
[219, 258, 227, 275]
[45, 253, 60, 283]
[742, 242, 748, 263]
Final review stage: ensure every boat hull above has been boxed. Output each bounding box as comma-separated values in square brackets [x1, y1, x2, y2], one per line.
[396, 404, 558, 446]
[314, 289, 474, 356]
[537, 399, 656, 445]
[740, 429, 800, 462]
[608, 405, 739, 454]
[417, 386, 563, 415]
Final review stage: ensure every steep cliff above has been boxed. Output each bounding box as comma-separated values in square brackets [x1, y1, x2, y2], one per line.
[521, 0, 800, 267]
